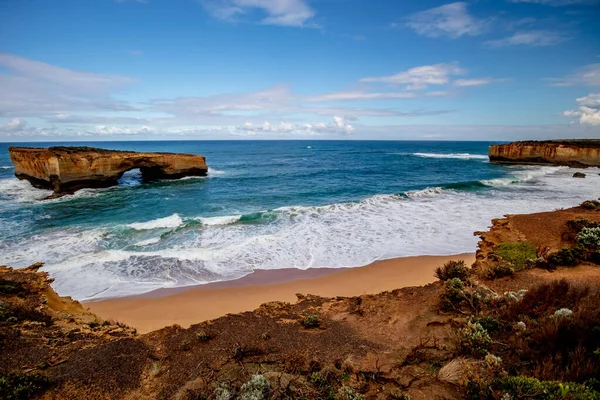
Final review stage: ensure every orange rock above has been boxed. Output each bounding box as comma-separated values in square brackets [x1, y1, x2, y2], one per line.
[489, 140, 600, 167]
[9, 146, 208, 197]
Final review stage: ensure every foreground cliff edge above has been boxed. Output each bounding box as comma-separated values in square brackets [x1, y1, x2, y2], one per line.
[8, 146, 208, 198]
[489, 139, 600, 167]
[1, 200, 600, 399]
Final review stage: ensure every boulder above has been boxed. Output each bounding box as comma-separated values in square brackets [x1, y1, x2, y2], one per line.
[573, 172, 586, 178]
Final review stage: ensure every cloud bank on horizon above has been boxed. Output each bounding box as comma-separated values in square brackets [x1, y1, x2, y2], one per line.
[0, 0, 599, 141]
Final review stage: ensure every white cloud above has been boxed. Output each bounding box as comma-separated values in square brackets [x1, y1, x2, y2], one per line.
[235, 116, 355, 136]
[201, 0, 316, 27]
[508, 0, 598, 6]
[548, 63, 600, 87]
[405, 2, 487, 38]
[563, 93, 600, 125]
[453, 78, 509, 87]
[0, 53, 137, 117]
[485, 30, 566, 47]
[0, 118, 27, 133]
[360, 63, 466, 90]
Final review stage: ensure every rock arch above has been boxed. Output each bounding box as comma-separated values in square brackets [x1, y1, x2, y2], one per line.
[9, 146, 208, 198]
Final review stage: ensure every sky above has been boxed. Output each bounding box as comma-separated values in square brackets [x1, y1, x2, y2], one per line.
[0, 0, 599, 141]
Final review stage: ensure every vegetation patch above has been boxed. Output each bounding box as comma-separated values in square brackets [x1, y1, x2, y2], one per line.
[456, 321, 492, 358]
[581, 200, 600, 210]
[547, 246, 585, 267]
[489, 376, 600, 400]
[485, 263, 514, 280]
[303, 314, 320, 328]
[434, 260, 469, 281]
[0, 373, 49, 400]
[578, 227, 600, 251]
[493, 242, 537, 270]
[0, 279, 25, 296]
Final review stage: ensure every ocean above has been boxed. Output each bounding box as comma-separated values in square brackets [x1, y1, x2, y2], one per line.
[0, 140, 598, 301]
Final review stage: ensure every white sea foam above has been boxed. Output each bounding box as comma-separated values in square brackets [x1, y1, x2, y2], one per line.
[0, 178, 52, 202]
[412, 152, 489, 160]
[196, 215, 242, 226]
[128, 214, 183, 230]
[0, 166, 14, 169]
[208, 167, 226, 175]
[135, 237, 162, 246]
[3, 166, 599, 300]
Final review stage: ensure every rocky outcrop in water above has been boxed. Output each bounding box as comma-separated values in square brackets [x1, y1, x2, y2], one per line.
[9, 146, 208, 197]
[489, 140, 600, 167]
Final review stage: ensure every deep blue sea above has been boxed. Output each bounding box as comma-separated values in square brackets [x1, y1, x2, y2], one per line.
[1, 141, 598, 300]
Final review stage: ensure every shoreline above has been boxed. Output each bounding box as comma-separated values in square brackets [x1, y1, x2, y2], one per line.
[86, 253, 475, 333]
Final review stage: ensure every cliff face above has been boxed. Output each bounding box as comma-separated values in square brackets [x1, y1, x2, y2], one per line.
[489, 140, 600, 167]
[9, 146, 208, 197]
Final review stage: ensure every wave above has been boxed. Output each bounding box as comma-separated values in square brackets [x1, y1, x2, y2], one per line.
[412, 152, 489, 160]
[128, 214, 183, 230]
[195, 215, 242, 226]
[135, 237, 162, 246]
[2, 164, 598, 300]
[208, 168, 226, 175]
[0, 166, 14, 169]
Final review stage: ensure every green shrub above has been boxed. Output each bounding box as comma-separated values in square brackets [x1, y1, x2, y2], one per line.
[197, 330, 212, 342]
[581, 200, 600, 210]
[491, 376, 600, 400]
[336, 386, 365, 400]
[0, 373, 49, 400]
[309, 371, 329, 388]
[434, 260, 469, 282]
[547, 246, 585, 267]
[239, 375, 270, 400]
[439, 278, 465, 312]
[456, 321, 492, 358]
[0, 279, 25, 296]
[303, 315, 320, 328]
[577, 227, 600, 251]
[493, 242, 537, 270]
[473, 316, 500, 333]
[485, 263, 514, 280]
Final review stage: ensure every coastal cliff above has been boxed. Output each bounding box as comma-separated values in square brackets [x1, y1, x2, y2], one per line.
[9, 146, 208, 197]
[489, 139, 600, 167]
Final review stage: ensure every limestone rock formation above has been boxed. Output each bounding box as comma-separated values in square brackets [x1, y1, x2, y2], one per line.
[9, 146, 208, 197]
[489, 140, 600, 167]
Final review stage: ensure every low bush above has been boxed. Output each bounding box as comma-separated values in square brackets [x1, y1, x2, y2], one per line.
[0, 279, 25, 296]
[0, 373, 49, 400]
[493, 242, 537, 270]
[239, 375, 270, 400]
[485, 263, 514, 280]
[565, 218, 600, 241]
[439, 278, 465, 312]
[581, 200, 600, 210]
[490, 376, 600, 400]
[577, 227, 600, 251]
[303, 315, 320, 328]
[434, 260, 469, 282]
[547, 246, 585, 267]
[456, 321, 492, 358]
[336, 386, 365, 400]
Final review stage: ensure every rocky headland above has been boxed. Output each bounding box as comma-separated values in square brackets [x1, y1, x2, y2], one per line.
[1, 200, 600, 399]
[9, 146, 208, 197]
[489, 139, 600, 167]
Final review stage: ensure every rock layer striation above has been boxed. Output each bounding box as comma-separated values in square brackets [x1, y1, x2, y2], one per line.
[488, 140, 600, 167]
[9, 146, 208, 197]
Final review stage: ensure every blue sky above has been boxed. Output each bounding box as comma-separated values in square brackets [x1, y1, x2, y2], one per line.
[0, 0, 599, 141]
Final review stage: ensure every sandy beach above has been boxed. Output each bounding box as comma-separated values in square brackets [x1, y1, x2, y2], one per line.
[87, 253, 475, 333]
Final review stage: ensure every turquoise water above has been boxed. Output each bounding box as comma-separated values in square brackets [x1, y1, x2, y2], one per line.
[0, 141, 598, 300]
